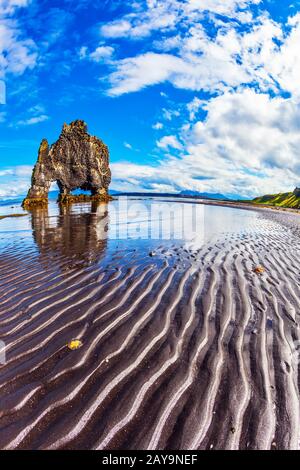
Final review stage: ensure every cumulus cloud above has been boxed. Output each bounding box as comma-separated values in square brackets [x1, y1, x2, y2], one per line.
[107, 53, 187, 96]
[101, 0, 262, 40]
[6, 88, 300, 199]
[3, 0, 300, 200]
[153, 122, 163, 130]
[90, 45, 114, 62]
[105, 15, 290, 97]
[0, 0, 37, 79]
[16, 114, 49, 126]
[101, 19, 132, 38]
[187, 97, 206, 120]
[0, 164, 33, 199]
[99, 0, 300, 103]
[111, 89, 300, 198]
[79, 44, 114, 65]
[0, 0, 30, 15]
[0, 168, 13, 176]
[157, 135, 183, 150]
[189, 90, 300, 172]
[91, 1, 300, 196]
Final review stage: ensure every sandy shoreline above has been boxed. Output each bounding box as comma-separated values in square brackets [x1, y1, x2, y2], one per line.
[185, 197, 300, 216]
[0, 203, 300, 450]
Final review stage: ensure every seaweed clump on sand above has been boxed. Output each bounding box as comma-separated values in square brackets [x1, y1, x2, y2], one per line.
[22, 120, 112, 208]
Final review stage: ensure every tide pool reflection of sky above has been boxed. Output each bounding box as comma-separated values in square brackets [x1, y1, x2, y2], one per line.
[0, 198, 271, 260]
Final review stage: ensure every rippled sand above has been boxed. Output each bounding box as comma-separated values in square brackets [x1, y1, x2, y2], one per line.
[0, 199, 300, 450]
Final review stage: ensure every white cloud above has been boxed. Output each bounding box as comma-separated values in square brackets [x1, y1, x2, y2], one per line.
[111, 89, 300, 198]
[79, 44, 114, 64]
[162, 108, 180, 121]
[28, 104, 45, 114]
[187, 97, 206, 120]
[0, 0, 37, 79]
[90, 45, 114, 62]
[185, 0, 261, 15]
[5, 86, 300, 199]
[3, 0, 300, 200]
[107, 52, 188, 96]
[0, 1, 30, 15]
[102, 4, 300, 103]
[101, 1, 262, 40]
[13, 165, 33, 176]
[153, 122, 163, 130]
[101, 20, 132, 38]
[0, 164, 33, 199]
[156, 135, 183, 150]
[182, 89, 300, 195]
[0, 168, 13, 176]
[16, 114, 49, 126]
[265, 13, 300, 100]
[94, 2, 300, 197]
[79, 46, 88, 59]
[105, 15, 284, 97]
[124, 141, 132, 149]
[107, 47, 250, 96]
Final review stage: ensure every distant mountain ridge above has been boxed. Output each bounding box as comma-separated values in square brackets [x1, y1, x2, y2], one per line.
[0, 189, 235, 206]
[179, 190, 228, 200]
[252, 188, 300, 208]
[113, 190, 230, 200]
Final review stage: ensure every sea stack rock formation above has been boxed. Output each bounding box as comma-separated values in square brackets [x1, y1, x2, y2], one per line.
[22, 120, 112, 208]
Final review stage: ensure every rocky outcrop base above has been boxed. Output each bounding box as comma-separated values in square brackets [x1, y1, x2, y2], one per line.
[58, 193, 114, 205]
[22, 197, 49, 209]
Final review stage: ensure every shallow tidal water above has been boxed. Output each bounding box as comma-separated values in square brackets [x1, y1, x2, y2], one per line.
[0, 196, 269, 257]
[1, 197, 300, 450]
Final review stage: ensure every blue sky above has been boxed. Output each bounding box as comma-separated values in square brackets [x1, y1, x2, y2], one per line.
[1, 0, 300, 199]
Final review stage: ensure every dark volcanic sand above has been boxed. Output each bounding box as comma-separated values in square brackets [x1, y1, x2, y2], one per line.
[0, 198, 300, 450]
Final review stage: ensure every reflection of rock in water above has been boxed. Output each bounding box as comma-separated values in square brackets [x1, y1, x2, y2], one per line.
[31, 202, 108, 269]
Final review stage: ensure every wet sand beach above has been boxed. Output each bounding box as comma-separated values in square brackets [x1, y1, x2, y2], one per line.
[0, 197, 300, 450]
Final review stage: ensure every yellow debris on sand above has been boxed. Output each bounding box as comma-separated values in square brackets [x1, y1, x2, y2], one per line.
[253, 266, 265, 274]
[67, 339, 83, 350]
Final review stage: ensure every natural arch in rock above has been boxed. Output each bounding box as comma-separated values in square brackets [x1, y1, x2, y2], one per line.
[22, 120, 112, 208]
